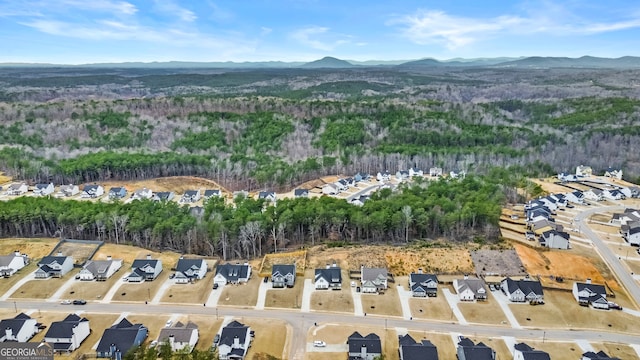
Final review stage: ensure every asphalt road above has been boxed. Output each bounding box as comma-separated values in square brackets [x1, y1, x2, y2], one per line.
[4, 299, 640, 359]
[574, 205, 640, 305]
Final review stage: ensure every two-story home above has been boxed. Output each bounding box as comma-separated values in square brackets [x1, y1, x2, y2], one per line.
[293, 189, 309, 198]
[126, 255, 162, 282]
[322, 183, 339, 195]
[456, 337, 495, 360]
[376, 171, 391, 182]
[258, 191, 277, 203]
[174, 258, 208, 284]
[347, 332, 381, 360]
[0, 313, 38, 342]
[395, 170, 410, 182]
[181, 190, 201, 203]
[604, 167, 623, 180]
[214, 263, 252, 287]
[409, 167, 424, 177]
[576, 165, 593, 177]
[573, 280, 608, 309]
[513, 343, 550, 360]
[96, 318, 148, 360]
[6, 183, 28, 196]
[35, 254, 74, 278]
[584, 189, 603, 201]
[57, 185, 80, 197]
[218, 320, 251, 360]
[398, 334, 438, 360]
[409, 271, 438, 297]
[500, 277, 544, 302]
[34, 183, 55, 196]
[81, 185, 104, 198]
[538, 230, 570, 250]
[153, 192, 175, 202]
[0, 251, 29, 277]
[314, 264, 342, 290]
[360, 267, 387, 294]
[78, 256, 122, 281]
[203, 189, 221, 200]
[565, 190, 585, 204]
[108, 187, 127, 200]
[453, 277, 487, 301]
[44, 314, 90, 353]
[132, 188, 153, 201]
[271, 264, 296, 288]
[157, 321, 199, 353]
[429, 167, 443, 177]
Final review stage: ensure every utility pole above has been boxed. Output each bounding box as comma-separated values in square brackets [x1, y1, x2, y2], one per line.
[13, 301, 17, 313]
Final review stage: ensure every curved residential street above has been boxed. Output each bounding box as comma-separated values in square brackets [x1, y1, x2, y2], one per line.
[574, 205, 640, 306]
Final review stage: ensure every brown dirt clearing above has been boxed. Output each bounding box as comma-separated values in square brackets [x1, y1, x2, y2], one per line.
[0, 238, 58, 260]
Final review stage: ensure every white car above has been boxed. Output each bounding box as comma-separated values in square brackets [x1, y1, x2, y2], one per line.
[60, 299, 72, 305]
[313, 341, 326, 347]
[165, 320, 173, 327]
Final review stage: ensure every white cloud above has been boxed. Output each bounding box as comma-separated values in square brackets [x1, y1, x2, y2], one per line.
[260, 27, 272, 36]
[391, 7, 640, 49]
[59, 0, 137, 15]
[290, 26, 351, 51]
[153, 0, 196, 22]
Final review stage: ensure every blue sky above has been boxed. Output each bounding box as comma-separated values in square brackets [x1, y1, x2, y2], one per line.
[1, 0, 640, 64]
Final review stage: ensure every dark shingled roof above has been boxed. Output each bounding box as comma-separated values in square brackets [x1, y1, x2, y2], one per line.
[347, 332, 382, 355]
[96, 318, 146, 355]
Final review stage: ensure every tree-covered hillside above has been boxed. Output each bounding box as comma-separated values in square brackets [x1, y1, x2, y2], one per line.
[0, 66, 639, 188]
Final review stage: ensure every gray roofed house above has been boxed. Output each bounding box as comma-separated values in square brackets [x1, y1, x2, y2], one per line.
[456, 337, 496, 360]
[360, 267, 388, 293]
[214, 263, 252, 286]
[218, 320, 251, 360]
[314, 265, 342, 290]
[453, 277, 487, 301]
[174, 258, 207, 283]
[573, 280, 608, 309]
[78, 257, 123, 281]
[96, 318, 148, 359]
[538, 230, 570, 249]
[81, 184, 104, 198]
[0, 251, 29, 277]
[181, 190, 201, 203]
[581, 350, 621, 360]
[293, 189, 309, 198]
[501, 277, 544, 302]
[203, 189, 221, 199]
[409, 272, 438, 297]
[153, 191, 175, 202]
[44, 314, 91, 353]
[132, 188, 153, 200]
[271, 264, 296, 288]
[0, 313, 38, 342]
[398, 334, 438, 360]
[126, 255, 162, 282]
[33, 183, 55, 196]
[258, 191, 277, 202]
[347, 332, 381, 360]
[6, 183, 28, 195]
[36, 255, 74, 278]
[514, 343, 550, 360]
[108, 187, 127, 200]
[157, 321, 199, 353]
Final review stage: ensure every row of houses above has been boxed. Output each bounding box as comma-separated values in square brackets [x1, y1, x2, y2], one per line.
[0, 313, 254, 360]
[525, 194, 571, 249]
[610, 208, 640, 246]
[561, 165, 623, 180]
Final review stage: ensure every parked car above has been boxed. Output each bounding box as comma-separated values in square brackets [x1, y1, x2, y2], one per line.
[213, 334, 220, 344]
[313, 341, 326, 347]
[165, 320, 172, 327]
[60, 299, 72, 305]
[150, 340, 158, 348]
[213, 283, 219, 290]
[263, 276, 268, 283]
[73, 299, 86, 305]
[566, 204, 575, 208]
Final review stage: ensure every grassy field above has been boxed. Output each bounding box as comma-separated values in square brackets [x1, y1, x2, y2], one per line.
[509, 289, 640, 334]
[457, 291, 509, 326]
[0, 238, 58, 260]
[160, 267, 215, 304]
[265, 275, 304, 309]
[64, 267, 126, 301]
[408, 290, 455, 321]
[310, 289, 354, 313]
[0, 262, 37, 296]
[360, 285, 402, 317]
[217, 273, 261, 307]
[192, 315, 223, 351]
[11, 268, 80, 299]
[407, 331, 456, 360]
[111, 269, 171, 302]
[243, 318, 288, 360]
[593, 342, 640, 359]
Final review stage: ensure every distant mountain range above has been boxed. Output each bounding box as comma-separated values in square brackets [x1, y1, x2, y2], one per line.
[2, 55, 640, 69]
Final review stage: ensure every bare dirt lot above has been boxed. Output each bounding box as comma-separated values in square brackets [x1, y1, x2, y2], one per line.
[509, 289, 640, 334]
[53, 240, 101, 266]
[0, 238, 58, 260]
[310, 289, 354, 313]
[360, 285, 402, 317]
[94, 244, 182, 268]
[408, 289, 455, 321]
[471, 249, 527, 276]
[99, 176, 229, 197]
[218, 274, 261, 307]
[258, 250, 306, 277]
[0, 172, 11, 185]
[306, 244, 474, 276]
[265, 276, 304, 309]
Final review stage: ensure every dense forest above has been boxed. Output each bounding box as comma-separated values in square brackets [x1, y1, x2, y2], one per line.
[1, 66, 640, 190]
[0, 172, 539, 259]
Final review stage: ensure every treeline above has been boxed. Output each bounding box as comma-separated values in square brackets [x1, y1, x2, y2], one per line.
[0, 175, 517, 260]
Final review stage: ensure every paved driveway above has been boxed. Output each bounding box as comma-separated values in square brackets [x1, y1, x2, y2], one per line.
[350, 285, 364, 316]
[490, 289, 522, 329]
[396, 285, 413, 320]
[150, 277, 173, 304]
[48, 275, 80, 302]
[0, 269, 36, 301]
[442, 288, 468, 325]
[255, 278, 270, 310]
[301, 279, 314, 312]
[205, 283, 224, 307]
